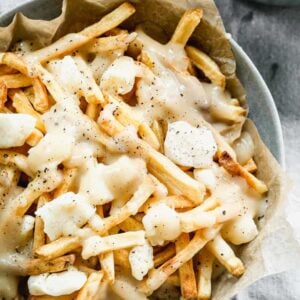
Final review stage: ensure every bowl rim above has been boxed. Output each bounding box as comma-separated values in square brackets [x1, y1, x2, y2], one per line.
[0, 0, 285, 167]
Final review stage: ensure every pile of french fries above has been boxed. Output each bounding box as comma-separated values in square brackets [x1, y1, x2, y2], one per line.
[0, 2, 269, 299]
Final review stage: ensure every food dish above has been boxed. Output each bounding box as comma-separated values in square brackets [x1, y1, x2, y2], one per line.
[0, 1, 285, 299]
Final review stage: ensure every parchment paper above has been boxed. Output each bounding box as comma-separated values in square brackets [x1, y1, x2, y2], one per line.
[0, 0, 299, 299]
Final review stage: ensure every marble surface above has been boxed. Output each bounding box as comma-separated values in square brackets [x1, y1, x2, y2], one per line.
[1, 0, 300, 298]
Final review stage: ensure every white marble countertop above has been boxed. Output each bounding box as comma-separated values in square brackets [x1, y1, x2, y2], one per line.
[1, 0, 300, 299]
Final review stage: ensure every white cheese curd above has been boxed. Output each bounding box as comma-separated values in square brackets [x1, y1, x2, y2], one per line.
[0, 113, 35, 148]
[194, 167, 217, 192]
[28, 132, 74, 173]
[36, 192, 95, 241]
[164, 121, 217, 168]
[100, 56, 148, 95]
[28, 267, 87, 296]
[79, 155, 146, 205]
[129, 242, 154, 280]
[142, 203, 181, 246]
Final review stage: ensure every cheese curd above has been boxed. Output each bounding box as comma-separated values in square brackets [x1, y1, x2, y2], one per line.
[0, 113, 35, 148]
[142, 203, 181, 246]
[129, 242, 154, 280]
[28, 267, 87, 296]
[164, 121, 217, 168]
[36, 192, 95, 241]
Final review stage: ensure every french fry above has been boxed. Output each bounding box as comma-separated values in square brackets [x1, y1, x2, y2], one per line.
[32, 77, 49, 112]
[175, 233, 197, 300]
[29, 294, 77, 300]
[26, 128, 43, 146]
[154, 244, 176, 268]
[166, 273, 180, 286]
[218, 151, 268, 194]
[114, 249, 131, 270]
[243, 158, 258, 173]
[32, 193, 51, 254]
[0, 80, 7, 110]
[26, 3, 136, 63]
[86, 103, 99, 120]
[206, 234, 245, 276]
[76, 271, 104, 300]
[0, 73, 32, 88]
[0, 52, 29, 75]
[8, 89, 46, 132]
[151, 120, 164, 153]
[118, 216, 144, 232]
[144, 226, 220, 294]
[36, 236, 81, 260]
[53, 168, 77, 198]
[197, 249, 214, 300]
[24, 254, 75, 275]
[186, 46, 226, 89]
[170, 9, 203, 45]
[0, 64, 18, 75]
[82, 231, 146, 259]
[94, 176, 154, 235]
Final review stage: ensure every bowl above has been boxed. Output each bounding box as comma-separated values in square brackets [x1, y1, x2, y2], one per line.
[0, 0, 285, 165]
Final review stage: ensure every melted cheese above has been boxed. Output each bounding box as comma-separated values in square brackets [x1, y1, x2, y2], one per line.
[0, 113, 36, 148]
[164, 121, 217, 168]
[28, 267, 87, 296]
[36, 192, 95, 241]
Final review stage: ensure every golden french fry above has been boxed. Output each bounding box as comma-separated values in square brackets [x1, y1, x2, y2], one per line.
[114, 249, 131, 270]
[206, 234, 245, 276]
[118, 216, 144, 232]
[166, 273, 180, 286]
[218, 151, 268, 194]
[170, 9, 203, 45]
[54, 168, 77, 198]
[76, 271, 104, 300]
[24, 254, 75, 275]
[32, 77, 49, 112]
[144, 226, 220, 294]
[0, 52, 29, 75]
[243, 158, 258, 173]
[26, 128, 43, 146]
[26, 3, 136, 63]
[0, 80, 7, 110]
[176, 233, 197, 300]
[8, 89, 46, 133]
[36, 236, 81, 260]
[0, 64, 18, 75]
[151, 120, 164, 153]
[86, 103, 99, 120]
[29, 294, 77, 300]
[186, 46, 226, 89]
[0, 73, 32, 88]
[154, 244, 175, 268]
[32, 194, 51, 254]
[197, 249, 214, 300]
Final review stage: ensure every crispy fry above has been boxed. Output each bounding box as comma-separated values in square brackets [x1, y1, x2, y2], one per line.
[170, 9, 203, 45]
[29, 294, 77, 300]
[8, 88, 46, 132]
[206, 234, 245, 276]
[197, 249, 214, 300]
[118, 216, 144, 232]
[0, 80, 7, 110]
[32, 77, 49, 112]
[26, 3, 136, 63]
[0, 73, 32, 88]
[151, 120, 164, 153]
[114, 249, 131, 270]
[0, 52, 29, 75]
[36, 236, 81, 260]
[54, 168, 77, 198]
[24, 254, 75, 275]
[176, 233, 197, 300]
[243, 158, 258, 173]
[32, 194, 51, 255]
[154, 244, 175, 268]
[76, 271, 104, 300]
[86, 103, 99, 120]
[26, 128, 43, 146]
[218, 151, 268, 194]
[0, 64, 18, 75]
[144, 226, 220, 294]
[186, 46, 226, 89]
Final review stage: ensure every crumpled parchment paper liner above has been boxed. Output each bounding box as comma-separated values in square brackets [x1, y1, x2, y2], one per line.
[0, 1, 299, 299]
